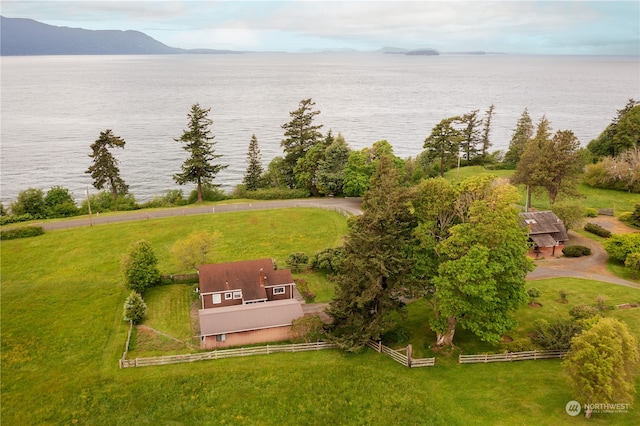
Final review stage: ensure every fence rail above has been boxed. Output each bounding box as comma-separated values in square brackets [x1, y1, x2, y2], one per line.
[366, 340, 435, 368]
[119, 341, 337, 368]
[459, 350, 567, 364]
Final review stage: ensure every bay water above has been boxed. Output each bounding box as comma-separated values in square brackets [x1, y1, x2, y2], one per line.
[1, 53, 638, 204]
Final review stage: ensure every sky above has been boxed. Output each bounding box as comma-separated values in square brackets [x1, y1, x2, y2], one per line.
[1, 1, 639, 55]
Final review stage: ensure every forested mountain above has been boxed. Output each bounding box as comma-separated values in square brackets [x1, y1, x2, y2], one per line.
[0, 16, 238, 55]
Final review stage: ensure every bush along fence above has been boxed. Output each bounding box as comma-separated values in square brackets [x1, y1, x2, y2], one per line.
[458, 350, 567, 364]
[366, 340, 435, 368]
[120, 341, 338, 368]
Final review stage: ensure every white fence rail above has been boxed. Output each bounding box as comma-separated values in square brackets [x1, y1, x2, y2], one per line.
[120, 341, 338, 368]
[366, 340, 435, 368]
[459, 350, 567, 364]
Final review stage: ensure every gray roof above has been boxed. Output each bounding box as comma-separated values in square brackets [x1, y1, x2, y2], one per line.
[520, 210, 569, 246]
[199, 299, 304, 336]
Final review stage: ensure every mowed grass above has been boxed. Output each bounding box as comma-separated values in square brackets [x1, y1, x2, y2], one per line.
[2, 206, 640, 424]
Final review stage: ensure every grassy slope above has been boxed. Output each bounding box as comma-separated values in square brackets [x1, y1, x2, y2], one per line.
[2, 204, 640, 424]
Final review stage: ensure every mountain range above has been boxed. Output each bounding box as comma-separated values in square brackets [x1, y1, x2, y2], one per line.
[0, 16, 239, 55]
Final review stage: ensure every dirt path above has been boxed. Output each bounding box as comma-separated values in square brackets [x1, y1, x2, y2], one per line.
[527, 216, 640, 289]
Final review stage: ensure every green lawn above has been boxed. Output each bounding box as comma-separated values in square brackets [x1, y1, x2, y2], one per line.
[2, 206, 640, 424]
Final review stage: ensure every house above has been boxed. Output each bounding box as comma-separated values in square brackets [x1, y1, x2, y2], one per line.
[520, 210, 569, 257]
[197, 258, 304, 349]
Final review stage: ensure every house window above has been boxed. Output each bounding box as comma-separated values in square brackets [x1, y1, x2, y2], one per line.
[212, 294, 221, 304]
[224, 292, 232, 300]
[233, 291, 242, 299]
[273, 287, 285, 295]
[215, 334, 226, 342]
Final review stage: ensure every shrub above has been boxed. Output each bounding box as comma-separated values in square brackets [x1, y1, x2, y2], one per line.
[290, 315, 325, 343]
[624, 252, 640, 278]
[604, 233, 640, 263]
[140, 189, 187, 208]
[81, 191, 138, 213]
[10, 188, 47, 218]
[44, 186, 79, 218]
[0, 226, 45, 240]
[527, 287, 541, 305]
[187, 186, 228, 203]
[532, 319, 582, 350]
[562, 245, 592, 257]
[584, 208, 598, 218]
[0, 213, 35, 225]
[619, 212, 633, 225]
[123, 291, 147, 324]
[294, 278, 315, 303]
[310, 247, 345, 275]
[286, 252, 309, 273]
[232, 186, 310, 200]
[121, 240, 161, 293]
[558, 288, 568, 304]
[629, 204, 640, 227]
[569, 303, 599, 320]
[584, 222, 611, 238]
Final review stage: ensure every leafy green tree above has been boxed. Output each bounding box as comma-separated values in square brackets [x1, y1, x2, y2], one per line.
[316, 132, 351, 196]
[569, 304, 599, 320]
[563, 317, 639, 418]
[174, 103, 228, 203]
[588, 99, 639, 158]
[261, 156, 288, 188]
[45, 186, 78, 217]
[9, 188, 47, 218]
[243, 134, 263, 191]
[310, 247, 345, 275]
[122, 240, 161, 293]
[86, 129, 128, 197]
[286, 252, 309, 273]
[327, 154, 416, 351]
[171, 231, 221, 272]
[504, 108, 534, 168]
[413, 175, 534, 347]
[551, 201, 585, 230]
[423, 117, 464, 177]
[280, 98, 323, 188]
[294, 143, 326, 196]
[603, 233, 640, 263]
[343, 150, 372, 197]
[123, 291, 147, 324]
[624, 251, 640, 278]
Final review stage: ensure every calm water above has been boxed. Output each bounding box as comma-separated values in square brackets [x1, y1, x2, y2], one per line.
[1, 53, 639, 204]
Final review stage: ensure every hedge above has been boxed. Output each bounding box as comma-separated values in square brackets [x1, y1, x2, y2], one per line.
[584, 222, 612, 238]
[0, 226, 45, 240]
[562, 245, 592, 257]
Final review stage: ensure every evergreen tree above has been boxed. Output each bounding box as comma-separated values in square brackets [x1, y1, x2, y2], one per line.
[327, 154, 416, 350]
[243, 134, 263, 191]
[423, 117, 464, 177]
[123, 291, 147, 324]
[86, 129, 128, 197]
[460, 110, 481, 163]
[588, 99, 639, 158]
[280, 98, 323, 188]
[480, 104, 495, 164]
[504, 108, 534, 168]
[174, 103, 228, 202]
[316, 132, 351, 196]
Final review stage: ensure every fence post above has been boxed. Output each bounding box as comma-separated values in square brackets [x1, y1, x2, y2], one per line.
[407, 344, 412, 368]
[377, 341, 382, 353]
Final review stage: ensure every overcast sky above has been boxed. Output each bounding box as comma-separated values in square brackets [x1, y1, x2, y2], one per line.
[2, 1, 638, 54]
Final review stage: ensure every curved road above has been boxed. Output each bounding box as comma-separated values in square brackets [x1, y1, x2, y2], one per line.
[41, 197, 363, 231]
[39, 198, 638, 289]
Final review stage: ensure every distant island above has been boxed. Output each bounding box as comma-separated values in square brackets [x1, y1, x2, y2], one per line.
[0, 16, 241, 56]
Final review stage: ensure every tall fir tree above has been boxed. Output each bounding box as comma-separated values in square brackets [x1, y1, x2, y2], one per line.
[423, 117, 464, 177]
[480, 104, 495, 163]
[326, 154, 416, 351]
[86, 129, 129, 197]
[243, 134, 263, 191]
[280, 98, 323, 188]
[173, 103, 228, 202]
[504, 108, 534, 168]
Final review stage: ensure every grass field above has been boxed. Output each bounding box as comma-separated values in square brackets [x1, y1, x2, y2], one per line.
[2, 205, 640, 424]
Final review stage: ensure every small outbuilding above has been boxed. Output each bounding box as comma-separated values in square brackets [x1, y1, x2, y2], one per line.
[520, 210, 569, 257]
[197, 258, 303, 349]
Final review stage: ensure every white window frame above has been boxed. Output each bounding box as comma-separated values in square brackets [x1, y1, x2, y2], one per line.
[233, 291, 242, 299]
[224, 292, 232, 300]
[212, 293, 222, 304]
[273, 286, 286, 295]
[215, 334, 226, 342]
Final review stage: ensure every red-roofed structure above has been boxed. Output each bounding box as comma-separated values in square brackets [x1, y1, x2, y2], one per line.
[197, 259, 303, 349]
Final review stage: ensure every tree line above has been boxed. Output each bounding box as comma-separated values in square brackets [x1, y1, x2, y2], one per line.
[2, 98, 639, 225]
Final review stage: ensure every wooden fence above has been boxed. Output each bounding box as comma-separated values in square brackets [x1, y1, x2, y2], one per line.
[458, 350, 567, 364]
[120, 341, 338, 368]
[366, 340, 435, 368]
